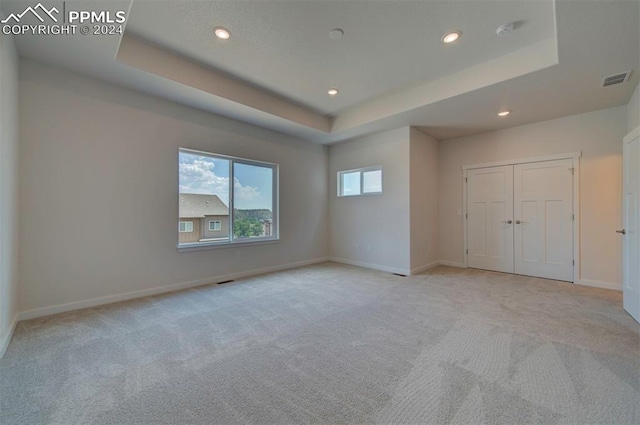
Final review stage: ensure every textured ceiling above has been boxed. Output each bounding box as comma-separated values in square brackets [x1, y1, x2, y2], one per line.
[2, 0, 639, 144]
[126, 0, 556, 115]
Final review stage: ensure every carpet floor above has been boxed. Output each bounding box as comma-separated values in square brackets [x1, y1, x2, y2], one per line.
[1, 263, 638, 424]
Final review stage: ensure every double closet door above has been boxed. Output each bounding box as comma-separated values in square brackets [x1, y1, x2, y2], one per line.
[466, 159, 574, 282]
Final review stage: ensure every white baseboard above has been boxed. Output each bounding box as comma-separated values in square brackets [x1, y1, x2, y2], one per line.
[577, 279, 622, 291]
[328, 257, 411, 276]
[437, 261, 467, 269]
[17, 257, 330, 321]
[410, 261, 440, 275]
[0, 315, 18, 358]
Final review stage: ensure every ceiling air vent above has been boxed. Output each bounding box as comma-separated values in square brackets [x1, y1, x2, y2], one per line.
[602, 71, 632, 87]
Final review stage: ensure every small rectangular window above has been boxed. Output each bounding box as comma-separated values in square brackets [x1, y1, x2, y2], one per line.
[179, 221, 194, 232]
[209, 220, 222, 231]
[338, 167, 383, 197]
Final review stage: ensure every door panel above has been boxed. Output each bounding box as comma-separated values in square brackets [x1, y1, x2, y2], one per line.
[520, 200, 538, 262]
[623, 135, 640, 323]
[514, 159, 574, 281]
[467, 166, 514, 273]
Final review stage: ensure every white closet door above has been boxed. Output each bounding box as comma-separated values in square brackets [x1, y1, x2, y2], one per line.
[467, 166, 514, 273]
[622, 133, 640, 323]
[513, 159, 574, 281]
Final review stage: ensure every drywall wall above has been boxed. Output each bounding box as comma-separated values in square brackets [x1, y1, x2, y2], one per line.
[409, 128, 439, 273]
[629, 84, 639, 132]
[18, 59, 329, 314]
[329, 127, 411, 274]
[0, 30, 19, 355]
[439, 106, 627, 287]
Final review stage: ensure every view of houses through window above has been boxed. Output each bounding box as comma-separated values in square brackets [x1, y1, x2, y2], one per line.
[178, 149, 277, 247]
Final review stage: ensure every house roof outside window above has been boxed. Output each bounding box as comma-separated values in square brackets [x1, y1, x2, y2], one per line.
[179, 193, 228, 218]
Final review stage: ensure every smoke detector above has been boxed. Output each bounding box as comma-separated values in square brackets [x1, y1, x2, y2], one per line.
[602, 71, 632, 88]
[496, 23, 514, 36]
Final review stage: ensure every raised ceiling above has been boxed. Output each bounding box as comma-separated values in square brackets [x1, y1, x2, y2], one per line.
[2, 0, 639, 143]
[126, 0, 556, 116]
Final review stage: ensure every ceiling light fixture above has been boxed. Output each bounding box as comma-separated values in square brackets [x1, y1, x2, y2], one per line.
[497, 110, 511, 117]
[327, 88, 339, 96]
[441, 31, 461, 44]
[213, 26, 231, 40]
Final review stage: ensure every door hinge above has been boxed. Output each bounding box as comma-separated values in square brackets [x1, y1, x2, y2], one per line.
[465, 213, 468, 219]
[571, 214, 575, 221]
[572, 260, 575, 266]
[569, 168, 575, 175]
[464, 177, 468, 183]
[466, 249, 469, 255]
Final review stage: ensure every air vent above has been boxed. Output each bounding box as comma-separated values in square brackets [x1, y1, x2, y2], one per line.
[602, 71, 632, 87]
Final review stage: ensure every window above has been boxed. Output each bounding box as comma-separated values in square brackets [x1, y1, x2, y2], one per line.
[179, 221, 193, 233]
[178, 148, 278, 248]
[338, 167, 383, 197]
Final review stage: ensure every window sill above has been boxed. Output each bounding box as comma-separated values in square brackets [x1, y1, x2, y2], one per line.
[177, 238, 280, 253]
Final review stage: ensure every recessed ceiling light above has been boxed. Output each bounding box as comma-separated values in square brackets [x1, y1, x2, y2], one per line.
[213, 26, 231, 40]
[441, 31, 461, 44]
[327, 88, 339, 96]
[497, 110, 511, 117]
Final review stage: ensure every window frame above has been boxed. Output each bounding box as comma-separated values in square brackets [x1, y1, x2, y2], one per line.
[178, 148, 279, 251]
[179, 221, 194, 233]
[208, 220, 222, 231]
[337, 166, 383, 197]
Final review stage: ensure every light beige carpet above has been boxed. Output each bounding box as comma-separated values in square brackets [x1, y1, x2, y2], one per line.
[1, 263, 638, 424]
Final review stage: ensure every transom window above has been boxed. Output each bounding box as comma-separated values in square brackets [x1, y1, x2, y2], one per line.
[338, 167, 383, 197]
[178, 148, 278, 249]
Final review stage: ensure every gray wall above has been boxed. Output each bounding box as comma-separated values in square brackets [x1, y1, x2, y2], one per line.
[329, 127, 411, 274]
[409, 128, 439, 272]
[628, 84, 639, 132]
[0, 30, 19, 355]
[18, 59, 329, 313]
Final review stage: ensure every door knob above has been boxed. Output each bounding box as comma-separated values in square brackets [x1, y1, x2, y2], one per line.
[506, 220, 513, 224]
[515, 220, 521, 224]
[616, 229, 626, 235]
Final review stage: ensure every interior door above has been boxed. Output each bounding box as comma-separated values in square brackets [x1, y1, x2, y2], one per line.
[513, 159, 574, 281]
[623, 133, 640, 323]
[467, 166, 514, 273]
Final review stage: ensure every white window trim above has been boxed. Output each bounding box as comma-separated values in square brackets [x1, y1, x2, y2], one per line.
[209, 220, 222, 231]
[178, 148, 279, 251]
[179, 221, 194, 233]
[337, 166, 383, 197]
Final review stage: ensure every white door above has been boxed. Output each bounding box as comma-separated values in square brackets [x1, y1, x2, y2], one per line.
[623, 133, 640, 323]
[513, 160, 574, 281]
[467, 166, 514, 273]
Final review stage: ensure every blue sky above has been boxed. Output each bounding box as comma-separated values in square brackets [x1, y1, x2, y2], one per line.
[179, 152, 273, 210]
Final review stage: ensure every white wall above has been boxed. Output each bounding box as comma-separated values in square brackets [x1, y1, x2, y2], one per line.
[0, 30, 20, 355]
[18, 60, 329, 314]
[438, 106, 627, 287]
[409, 128, 439, 272]
[329, 127, 411, 274]
[628, 84, 640, 132]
